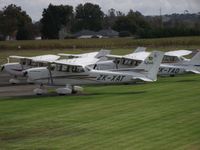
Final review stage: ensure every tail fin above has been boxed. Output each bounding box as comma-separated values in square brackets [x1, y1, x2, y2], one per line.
[134, 47, 146, 53]
[95, 49, 111, 60]
[188, 51, 200, 65]
[135, 51, 164, 81]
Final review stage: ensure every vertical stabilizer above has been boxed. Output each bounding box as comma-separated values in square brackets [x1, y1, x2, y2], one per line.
[135, 51, 164, 81]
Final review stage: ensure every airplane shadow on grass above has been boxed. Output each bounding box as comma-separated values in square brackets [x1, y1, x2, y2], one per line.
[0, 91, 147, 101]
[88, 91, 147, 96]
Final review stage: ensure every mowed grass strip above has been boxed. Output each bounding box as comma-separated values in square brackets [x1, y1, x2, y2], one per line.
[0, 74, 200, 150]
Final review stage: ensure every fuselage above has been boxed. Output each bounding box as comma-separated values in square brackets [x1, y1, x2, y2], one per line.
[2, 61, 47, 77]
[95, 57, 200, 76]
[26, 67, 145, 86]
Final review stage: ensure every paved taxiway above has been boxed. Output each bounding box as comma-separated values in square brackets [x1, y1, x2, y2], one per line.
[0, 73, 36, 97]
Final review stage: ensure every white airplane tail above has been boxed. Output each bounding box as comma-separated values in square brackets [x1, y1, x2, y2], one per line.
[134, 47, 146, 53]
[135, 51, 164, 81]
[185, 51, 200, 74]
[188, 51, 200, 65]
[95, 49, 111, 60]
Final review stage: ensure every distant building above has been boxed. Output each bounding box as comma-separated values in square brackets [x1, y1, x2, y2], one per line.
[97, 29, 119, 38]
[35, 36, 42, 40]
[74, 29, 119, 39]
[74, 30, 96, 39]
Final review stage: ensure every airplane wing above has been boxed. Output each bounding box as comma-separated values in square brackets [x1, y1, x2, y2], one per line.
[53, 57, 99, 67]
[32, 55, 60, 63]
[9, 55, 32, 59]
[106, 54, 123, 59]
[9, 55, 60, 63]
[57, 53, 81, 58]
[186, 69, 200, 74]
[107, 51, 150, 61]
[165, 50, 192, 57]
[58, 51, 99, 58]
[124, 51, 150, 61]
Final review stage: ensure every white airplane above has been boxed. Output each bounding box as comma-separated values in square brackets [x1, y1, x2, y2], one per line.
[58, 49, 111, 59]
[1, 54, 60, 84]
[1, 50, 110, 84]
[92, 47, 147, 70]
[95, 49, 200, 76]
[24, 51, 164, 95]
[159, 50, 200, 76]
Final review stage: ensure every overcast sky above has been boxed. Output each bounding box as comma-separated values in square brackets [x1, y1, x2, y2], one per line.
[0, 0, 200, 21]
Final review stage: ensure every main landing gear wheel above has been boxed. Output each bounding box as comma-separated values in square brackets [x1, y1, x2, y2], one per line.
[33, 84, 47, 95]
[56, 85, 84, 95]
[9, 78, 20, 84]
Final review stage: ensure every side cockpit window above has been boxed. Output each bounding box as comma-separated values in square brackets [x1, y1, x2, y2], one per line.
[55, 64, 85, 73]
[56, 64, 62, 71]
[162, 56, 179, 63]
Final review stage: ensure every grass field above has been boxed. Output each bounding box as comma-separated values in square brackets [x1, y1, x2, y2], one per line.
[0, 74, 200, 150]
[1, 36, 200, 64]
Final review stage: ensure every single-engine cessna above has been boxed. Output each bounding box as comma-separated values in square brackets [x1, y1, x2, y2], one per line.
[1, 54, 60, 84]
[24, 51, 164, 95]
[95, 49, 200, 76]
[159, 50, 200, 76]
[1, 49, 110, 84]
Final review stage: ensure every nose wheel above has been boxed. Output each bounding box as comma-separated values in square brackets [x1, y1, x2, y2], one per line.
[9, 76, 21, 84]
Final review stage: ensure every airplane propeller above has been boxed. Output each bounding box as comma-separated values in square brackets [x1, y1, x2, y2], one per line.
[23, 71, 28, 77]
[1, 65, 4, 72]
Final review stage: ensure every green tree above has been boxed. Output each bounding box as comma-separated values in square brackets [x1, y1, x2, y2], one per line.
[41, 4, 73, 39]
[0, 4, 32, 39]
[113, 16, 135, 35]
[16, 23, 34, 40]
[73, 3, 104, 32]
[102, 8, 117, 29]
[113, 10, 150, 36]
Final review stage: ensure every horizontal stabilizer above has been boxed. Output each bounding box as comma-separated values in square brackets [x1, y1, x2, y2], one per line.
[132, 77, 154, 82]
[134, 47, 147, 53]
[186, 69, 200, 74]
